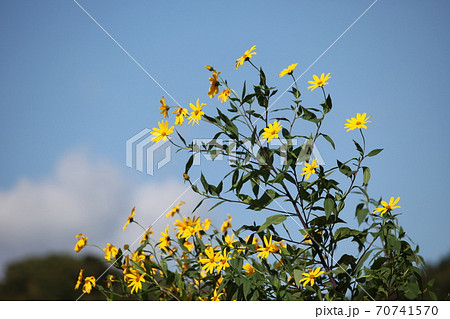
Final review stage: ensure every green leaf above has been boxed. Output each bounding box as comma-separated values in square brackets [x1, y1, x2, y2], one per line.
[324, 197, 335, 219]
[353, 139, 364, 155]
[258, 214, 287, 232]
[362, 166, 371, 186]
[367, 148, 383, 157]
[185, 154, 194, 174]
[355, 203, 370, 225]
[321, 133, 335, 149]
[293, 269, 303, 288]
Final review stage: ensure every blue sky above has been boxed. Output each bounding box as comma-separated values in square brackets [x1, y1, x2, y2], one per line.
[1, 0, 449, 277]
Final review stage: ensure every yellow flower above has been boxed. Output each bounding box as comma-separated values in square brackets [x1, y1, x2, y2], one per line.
[159, 96, 169, 118]
[257, 235, 278, 259]
[224, 234, 237, 247]
[261, 120, 282, 142]
[173, 107, 189, 125]
[373, 197, 401, 216]
[106, 274, 115, 289]
[140, 226, 154, 244]
[300, 158, 319, 181]
[103, 243, 119, 261]
[221, 214, 232, 233]
[243, 262, 255, 275]
[74, 269, 84, 290]
[205, 65, 215, 72]
[121, 255, 131, 275]
[245, 235, 261, 250]
[344, 113, 372, 132]
[183, 173, 190, 180]
[166, 201, 185, 218]
[82, 276, 96, 294]
[150, 120, 174, 142]
[123, 207, 136, 231]
[202, 218, 211, 231]
[188, 98, 206, 126]
[218, 88, 231, 103]
[183, 241, 194, 252]
[208, 71, 220, 98]
[235, 45, 257, 69]
[199, 246, 220, 274]
[158, 225, 171, 250]
[299, 267, 325, 287]
[125, 269, 146, 294]
[210, 289, 224, 301]
[216, 250, 230, 272]
[279, 63, 298, 78]
[307, 73, 331, 91]
[174, 216, 202, 239]
[131, 250, 146, 268]
[74, 233, 87, 253]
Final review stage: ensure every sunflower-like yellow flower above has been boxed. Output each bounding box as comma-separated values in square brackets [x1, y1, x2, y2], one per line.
[208, 71, 220, 98]
[188, 98, 206, 125]
[125, 269, 146, 294]
[158, 225, 171, 250]
[140, 226, 154, 244]
[344, 113, 372, 132]
[307, 73, 331, 91]
[224, 234, 237, 247]
[159, 96, 169, 118]
[300, 158, 319, 181]
[279, 63, 298, 78]
[221, 214, 232, 233]
[183, 241, 194, 252]
[256, 235, 278, 259]
[103, 243, 119, 261]
[218, 88, 231, 103]
[174, 216, 202, 239]
[235, 45, 257, 69]
[243, 262, 255, 275]
[123, 207, 136, 231]
[82, 276, 96, 294]
[74, 233, 88, 253]
[172, 107, 189, 125]
[373, 197, 401, 216]
[261, 121, 282, 142]
[210, 289, 224, 301]
[199, 246, 220, 274]
[299, 267, 325, 287]
[74, 269, 84, 290]
[216, 249, 230, 272]
[150, 120, 174, 142]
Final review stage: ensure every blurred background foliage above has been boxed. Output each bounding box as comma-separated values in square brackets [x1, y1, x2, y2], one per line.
[0, 254, 120, 300]
[0, 252, 448, 300]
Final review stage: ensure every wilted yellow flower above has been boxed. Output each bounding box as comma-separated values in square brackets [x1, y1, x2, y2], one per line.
[125, 269, 146, 294]
[279, 63, 298, 78]
[74, 269, 84, 290]
[140, 227, 154, 244]
[235, 45, 257, 69]
[205, 65, 215, 72]
[150, 120, 174, 142]
[106, 274, 115, 289]
[159, 96, 169, 118]
[74, 233, 88, 253]
[300, 158, 319, 181]
[158, 225, 171, 250]
[261, 120, 282, 142]
[218, 88, 231, 103]
[183, 241, 194, 252]
[299, 267, 325, 287]
[82, 276, 96, 294]
[173, 107, 189, 125]
[373, 197, 401, 216]
[243, 262, 255, 275]
[166, 201, 185, 218]
[208, 71, 220, 98]
[221, 214, 232, 233]
[188, 98, 206, 126]
[307, 73, 331, 91]
[123, 207, 136, 231]
[103, 243, 119, 261]
[344, 113, 372, 132]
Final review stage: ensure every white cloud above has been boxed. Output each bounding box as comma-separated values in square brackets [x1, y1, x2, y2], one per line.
[0, 148, 203, 276]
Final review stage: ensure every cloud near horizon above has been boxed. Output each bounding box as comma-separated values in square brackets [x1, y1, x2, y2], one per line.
[0, 149, 204, 275]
